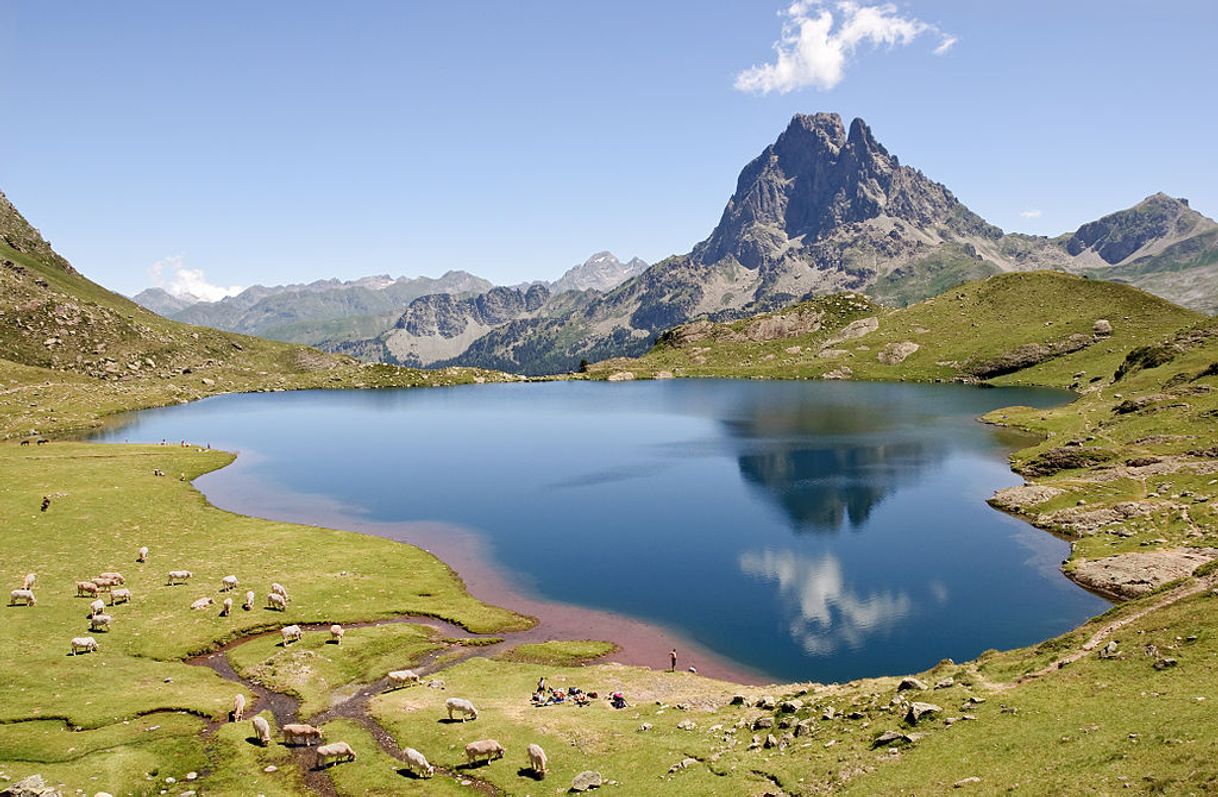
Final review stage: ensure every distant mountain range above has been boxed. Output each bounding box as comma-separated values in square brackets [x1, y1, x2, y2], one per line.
[132, 251, 648, 348]
[131, 112, 1216, 374]
[336, 113, 1216, 374]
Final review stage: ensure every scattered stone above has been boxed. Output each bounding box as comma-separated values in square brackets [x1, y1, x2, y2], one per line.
[897, 677, 928, 692]
[763, 734, 779, 749]
[606, 371, 635, 382]
[822, 706, 837, 720]
[755, 695, 777, 710]
[779, 699, 804, 713]
[668, 757, 699, 774]
[795, 718, 817, 737]
[752, 716, 774, 731]
[676, 719, 697, 731]
[1099, 641, 1120, 659]
[653, 371, 674, 380]
[0, 774, 61, 797]
[184, 773, 197, 782]
[877, 341, 919, 365]
[262, 766, 277, 774]
[426, 679, 445, 689]
[935, 677, 955, 689]
[1093, 319, 1113, 336]
[637, 723, 653, 732]
[729, 694, 747, 706]
[872, 730, 915, 749]
[571, 771, 603, 792]
[954, 776, 983, 788]
[1153, 657, 1178, 671]
[905, 702, 942, 724]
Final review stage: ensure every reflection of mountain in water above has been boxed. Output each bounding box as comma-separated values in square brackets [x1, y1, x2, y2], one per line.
[739, 549, 914, 655]
[721, 401, 947, 532]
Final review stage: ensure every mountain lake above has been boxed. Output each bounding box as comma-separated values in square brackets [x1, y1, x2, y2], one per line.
[93, 379, 1109, 683]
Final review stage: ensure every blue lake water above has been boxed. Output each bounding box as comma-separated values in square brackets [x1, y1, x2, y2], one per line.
[93, 379, 1109, 682]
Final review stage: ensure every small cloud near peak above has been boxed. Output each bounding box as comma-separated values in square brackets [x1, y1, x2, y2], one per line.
[1019, 209, 1042, 219]
[735, 1, 957, 94]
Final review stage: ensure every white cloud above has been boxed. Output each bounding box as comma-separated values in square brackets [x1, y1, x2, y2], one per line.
[1019, 209, 1042, 219]
[739, 548, 913, 654]
[735, 1, 957, 94]
[148, 255, 244, 302]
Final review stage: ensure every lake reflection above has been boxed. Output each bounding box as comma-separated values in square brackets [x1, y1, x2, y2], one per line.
[93, 379, 1108, 682]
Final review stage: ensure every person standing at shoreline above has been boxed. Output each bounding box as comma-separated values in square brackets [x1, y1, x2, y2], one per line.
[669, 648, 677, 672]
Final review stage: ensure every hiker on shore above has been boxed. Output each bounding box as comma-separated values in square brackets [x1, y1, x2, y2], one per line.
[669, 648, 677, 672]
[40, 496, 50, 512]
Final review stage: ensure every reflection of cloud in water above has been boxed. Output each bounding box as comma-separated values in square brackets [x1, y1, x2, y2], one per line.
[740, 549, 913, 655]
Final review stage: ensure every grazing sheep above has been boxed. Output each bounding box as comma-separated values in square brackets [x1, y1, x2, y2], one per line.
[190, 596, 214, 611]
[137, 546, 149, 563]
[252, 715, 272, 746]
[315, 741, 357, 768]
[243, 590, 255, 611]
[270, 582, 289, 601]
[88, 598, 106, 617]
[527, 743, 547, 778]
[445, 697, 478, 722]
[76, 581, 99, 597]
[167, 570, 192, 585]
[92, 578, 117, 593]
[220, 597, 233, 616]
[21, 573, 35, 590]
[387, 669, 421, 689]
[70, 636, 98, 655]
[281, 624, 303, 645]
[330, 624, 345, 644]
[282, 723, 323, 746]
[464, 739, 505, 765]
[220, 575, 238, 591]
[232, 693, 246, 722]
[89, 613, 112, 632]
[110, 588, 132, 606]
[9, 588, 36, 606]
[402, 747, 434, 778]
[266, 592, 287, 611]
[98, 572, 124, 585]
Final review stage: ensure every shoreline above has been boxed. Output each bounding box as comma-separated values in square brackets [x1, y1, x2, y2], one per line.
[190, 451, 774, 686]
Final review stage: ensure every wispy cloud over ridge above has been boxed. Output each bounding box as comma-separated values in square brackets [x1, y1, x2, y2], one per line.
[1019, 209, 1043, 219]
[735, 1, 957, 94]
[148, 255, 244, 302]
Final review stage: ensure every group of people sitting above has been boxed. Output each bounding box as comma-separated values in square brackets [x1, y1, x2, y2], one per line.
[529, 676, 622, 708]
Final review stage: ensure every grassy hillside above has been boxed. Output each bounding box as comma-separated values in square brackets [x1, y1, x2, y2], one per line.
[587, 272, 1201, 388]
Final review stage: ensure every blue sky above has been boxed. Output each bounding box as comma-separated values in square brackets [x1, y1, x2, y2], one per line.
[1, 1, 1215, 297]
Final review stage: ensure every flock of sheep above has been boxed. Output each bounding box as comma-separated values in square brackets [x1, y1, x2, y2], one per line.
[10, 546, 552, 781]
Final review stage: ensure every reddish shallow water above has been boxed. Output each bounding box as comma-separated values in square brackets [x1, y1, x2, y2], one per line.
[197, 460, 771, 685]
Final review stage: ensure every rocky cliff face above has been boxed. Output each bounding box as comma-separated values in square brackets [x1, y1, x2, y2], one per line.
[0, 190, 76, 275]
[1066, 193, 1207, 264]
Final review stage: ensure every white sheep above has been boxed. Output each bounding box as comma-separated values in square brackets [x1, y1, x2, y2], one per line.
[527, 743, 548, 778]
[387, 669, 421, 689]
[220, 575, 238, 591]
[93, 576, 120, 591]
[281, 624, 303, 645]
[282, 723, 323, 746]
[330, 624, 345, 644]
[266, 592, 287, 611]
[464, 738, 504, 764]
[243, 590, 255, 611]
[21, 573, 35, 590]
[270, 582, 289, 601]
[220, 597, 233, 616]
[316, 741, 357, 768]
[446, 697, 478, 722]
[9, 588, 36, 606]
[76, 581, 99, 597]
[70, 636, 98, 655]
[88, 598, 106, 617]
[89, 613, 112, 632]
[98, 571, 125, 585]
[252, 715, 272, 746]
[232, 693, 246, 722]
[137, 546, 149, 563]
[167, 570, 192, 585]
[402, 746, 434, 778]
[110, 588, 132, 606]
[190, 596, 214, 611]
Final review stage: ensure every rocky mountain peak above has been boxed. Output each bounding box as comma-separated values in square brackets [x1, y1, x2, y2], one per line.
[1066, 192, 1208, 264]
[0, 190, 77, 274]
[693, 113, 976, 271]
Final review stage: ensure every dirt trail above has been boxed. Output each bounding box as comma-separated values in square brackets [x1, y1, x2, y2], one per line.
[970, 572, 1217, 691]
[187, 614, 520, 795]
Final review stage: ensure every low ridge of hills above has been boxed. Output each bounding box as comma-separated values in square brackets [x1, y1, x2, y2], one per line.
[0, 190, 502, 439]
[333, 114, 1216, 375]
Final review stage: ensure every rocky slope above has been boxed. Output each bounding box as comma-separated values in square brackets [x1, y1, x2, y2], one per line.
[352, 113, 1214, 375]
[549, 251, 649, 294]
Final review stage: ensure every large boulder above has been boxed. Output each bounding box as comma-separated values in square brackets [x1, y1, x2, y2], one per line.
[905, 702, 942, 724]
[571, 771, 603, 792]
[1, 775, 61, 797]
